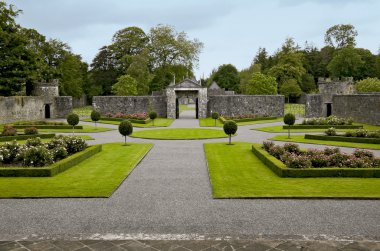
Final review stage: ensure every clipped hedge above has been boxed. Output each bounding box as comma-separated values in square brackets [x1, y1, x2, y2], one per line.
[251, 144, 380, 178]
[0, 145, 102, 177]
[0, 134, 55, 142]
[100, 117, 151, 124]
[219, 116, 277, 124]
[305, 134, 380, 144]
[13, 125, 83, 129]
[282, 125, 363, 129]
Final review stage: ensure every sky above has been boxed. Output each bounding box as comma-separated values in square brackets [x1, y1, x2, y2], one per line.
[8, 0, 380, 78]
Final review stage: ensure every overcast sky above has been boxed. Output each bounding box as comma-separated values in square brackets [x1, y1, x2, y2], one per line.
[9, 0, 380, 78]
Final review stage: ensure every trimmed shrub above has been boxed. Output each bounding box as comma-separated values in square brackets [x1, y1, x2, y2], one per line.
[283, 153, 312, 169]
[283, 113, 295, 138]
[2, 125, 17, 136]
[283, 143, 300, 154]
[20, 146, 54, 167]
[355, 129, 368, 137]
[323, 147, 340, 155]
[149, 111, 157, 126]
[223, 120, 238, 145]
[211, 112, 219, 126]
[325, 127, 337, 136]
[91, 110, 101, 127]
[51, 146, 68, 161]
[67, 113, 80, 133]
[119, 120, 133, 145]
[24, 127, 38, 135]
[353, 149, 374, 159]
[63, 136, 87, 154]
[302, 116, 353, 126]
[268, 145, 285, 159]
[262, 141, 274, 152]
[0, 141, 20, 164]
[25, 137, 44, 147]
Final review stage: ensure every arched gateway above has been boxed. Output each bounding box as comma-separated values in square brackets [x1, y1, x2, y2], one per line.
[165, 79, 207, 119]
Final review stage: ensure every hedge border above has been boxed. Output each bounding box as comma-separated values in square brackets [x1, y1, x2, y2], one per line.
[0, 134, 55, 142]
[99, 117, 151, 124]
[251, 144, 380, 178]
[0, 145, 102, 177]
[305, 134, 380, 144]
[282, 125, 363, 129]
[219, 116, 277, 124]
[13, 125, 83, 129]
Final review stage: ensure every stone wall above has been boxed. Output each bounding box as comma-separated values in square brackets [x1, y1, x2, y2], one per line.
[305, 94, 323, 118]
[54, 97, 73, 118]
[72, 95, 88, 108]
[207, 95, 284, 117]
[32, 81, 59, 104]
[0, 96, 45, 123]
[332, 94, 380, 125]
[92, 96, 167, 117]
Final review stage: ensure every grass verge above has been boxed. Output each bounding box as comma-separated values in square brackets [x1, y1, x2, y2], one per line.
[35, 124, 113, 133]
[73, 106, 93, 117]
[0, 143, 152, 198]
[204, 142, 380, 198]
[253, 123, 380, 133]
[199, 117, 282, 127]
[270, 135, 380, 150]
[130, 128, 228, 140]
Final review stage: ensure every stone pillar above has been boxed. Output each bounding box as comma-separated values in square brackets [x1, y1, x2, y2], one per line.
[166, 88, 176, 119]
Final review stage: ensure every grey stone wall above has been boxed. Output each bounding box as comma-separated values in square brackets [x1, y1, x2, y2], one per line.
[332, 94, 380, 125]
[0, 96, 45, 123]
[207, 95, 284, 117]
[92, 96, 167, 117]
[32, 81, 59, 104]
[305, 94, 323, 118]
[54, 97, 72, 118]
[72, 95, 88, 108]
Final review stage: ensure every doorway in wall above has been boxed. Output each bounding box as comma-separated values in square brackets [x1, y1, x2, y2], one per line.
[44, 104, 51, 119]
[326, 103, 332, 117]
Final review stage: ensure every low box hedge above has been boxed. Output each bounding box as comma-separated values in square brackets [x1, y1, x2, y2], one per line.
[219, 116, 277, 124]
[0, 133, 55, 142]
[282, 125, 363, 129]
[100, 117, 151, 124]
[305, 134, 380, 144]
[13, 125, 83, 129]
[0, 144, 102, 177]
[251, 144, 380, 178]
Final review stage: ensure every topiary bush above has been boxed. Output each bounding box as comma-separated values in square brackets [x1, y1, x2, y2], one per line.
[24, 127, 38, 135]
[19, 146, 54, 167]
[283, 113, 295, 138]
[149, 111, 157, 126]
[0, 140, 20, 164]
[211, 112, 219, 127]
[63, 136, 87, 154]
[325, 127, 337, 136]
[90, 110, 101, 127]
[119, 120, 133, 145]
[223, 120, 237, 145]
[25, 137, 44, 147]
[2, 125, 17, 136]
[67, 113, 79, 134]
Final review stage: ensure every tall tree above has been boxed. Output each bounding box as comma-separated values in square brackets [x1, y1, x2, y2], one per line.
[245, 72, 278, 95]
[239, 64, 261, 93]
[112, 75, 138, 96]
[324, 24, 358, 48]
[253, 47, 270, 72]
[280, 79, 302, 103]
[58, 54, 87, 97]
[327, 46, 364, 78]
[211, 64, 240, 91]
[125, 49, 152, 95]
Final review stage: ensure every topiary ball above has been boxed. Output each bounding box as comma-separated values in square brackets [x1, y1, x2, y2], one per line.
[284, 113, 296, 126]
[119, 120, 133, 136]
[211, 112, 219, 120]
[149, 111, 157, 120]
[91, 110, 101, 122]
[67, 113, 79, 127]
[223, 120, 238, 135]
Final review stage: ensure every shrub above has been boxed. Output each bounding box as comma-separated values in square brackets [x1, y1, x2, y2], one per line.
[267, 145, 285, 159]
[283, 153, 312, 169]
[2, 125, 17, 136]
[119, 120, 133, 145]
[283, 143, 300, 154]
[344, 131, 355, 137]
[353, 149, 374, 159]
[211, 112, 219, 126]
[0, 141, 20, 164]
[325, 127, 337, 136]
[310, 153, 330, 168]
[46, 136, 68, 150]
[24, 127, 38, 135]
[328, 153, 349, 167]
[90, 110, 101, 127]
[25, 137, 44, 147]
[367, 131, 380, 138]
[283, 113, 295, 138]
[63, 136, 87, 154]
[20, 146, 54, 167]
[66, 113, 79, 134]
[262, 141, 274, 152]
[323, 147, 340, 155]
[149, 111, 157, 126]
[355, 129, 367, 137]
[223, 120, 238, 145]
[302, 116, 352, 126]
[50, 146, 68, 161]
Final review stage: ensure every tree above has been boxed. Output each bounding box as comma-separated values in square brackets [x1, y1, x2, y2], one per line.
[112, 75, 138, 96]
[253, 47, 270, 72]
[327, 46, 364, 78]
[299, 73, 316, 93]
[119, 120, 133, 145]
[149, 111, 157, 126]
[280, 79, 302, 103]
[66, 113, 79, 135]
[239, 64, 261, 93]
[356, 78, 380, 93]
[211, 112, 219, 127]
[245, 72, 278, 95]
[58, 54, 86, 97]
[325, 24, 358, 48]
[90, 110, 101, 127]
[284, 113, 296, 139]
[211, 64, 240, 91]
[126, 49, 152, 95]
[223, 120, 238, 145]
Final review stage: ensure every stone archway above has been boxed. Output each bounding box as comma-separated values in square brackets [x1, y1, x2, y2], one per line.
[165, 79, 207, 119]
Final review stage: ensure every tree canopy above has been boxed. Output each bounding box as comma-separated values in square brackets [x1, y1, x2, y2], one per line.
[245, 72, 277, 95]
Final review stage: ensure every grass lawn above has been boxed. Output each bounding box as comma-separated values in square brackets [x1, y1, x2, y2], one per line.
[0, 143, 152, 198]
[199, 117, 283, 127]
[130, 128, 228, 140]
[204, 142, 380, 198]
[33, 124, 114, 133]
[253, 123, 380, 133]
[270, 135, 380, 150]
[73, 106, 93, 117]
[284, 103, 305, 117]
[179, 104, 195, 113]
[82, 118, 174, 128]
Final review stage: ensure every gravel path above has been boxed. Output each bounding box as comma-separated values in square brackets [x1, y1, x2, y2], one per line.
[0, 111, 379, 242]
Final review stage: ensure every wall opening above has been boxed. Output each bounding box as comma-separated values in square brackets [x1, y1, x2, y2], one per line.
[326, 103, 332, 117]
[44, 104, 51, 119]
[175, 90, 198, 119]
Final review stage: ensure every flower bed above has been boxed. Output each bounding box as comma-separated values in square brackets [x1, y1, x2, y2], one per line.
[304, 134, 380, 144]
[282, 125, 362, 129]
[0, 134, 55, 142]
[250, 142, 380, 178]
[12, 125, 83, 129]
[219, 115, 277, 124]
[302, 115, 353, 125]
[104, 112, 148, 120]
[12, 120, 67, 126]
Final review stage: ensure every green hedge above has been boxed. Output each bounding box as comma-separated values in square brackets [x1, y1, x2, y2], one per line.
[305, 134, 380, 144]
[282, 125, 363, 129]
[0, 145, 102, 177]
[251, 144, 380, 178]
[218, 116, 277, 124]
[13, 125, 83, 129]
[0, 134, 55, 142]
[100, 117, 151, 124]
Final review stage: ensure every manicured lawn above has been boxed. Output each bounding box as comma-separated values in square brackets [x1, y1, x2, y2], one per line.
[82, 118, 174, 128]
[73, 106, 93, 117]
[253, 123, 380, 133]
[204, 142, 380, 198]
[0, 143, 152, 198]
[284, 103, 305, 116]
[35, 124, 113, 133]
[179, 104, 195, 113]
[130, 128, 228, 140]
[199, 117, 283, 127]
[270, 135, 380, 150]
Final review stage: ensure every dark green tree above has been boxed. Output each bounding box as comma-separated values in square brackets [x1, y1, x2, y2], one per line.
[211, 112, 219, 127]
[280, 79, 302, 103]
[149, 111, 157, 126]
[66, 113, 79, 135]
[246, 72, 278, 95]
[355, 78, 380, 93]
[90, 110, 101, 127]
[223, 120, 238, 145]
[284, 113, 296, 138]
[327, 46, 364, 78]
[119, 120, 133, 145]
[325, 24, 358, 48]
[211, 64, 240, 91]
